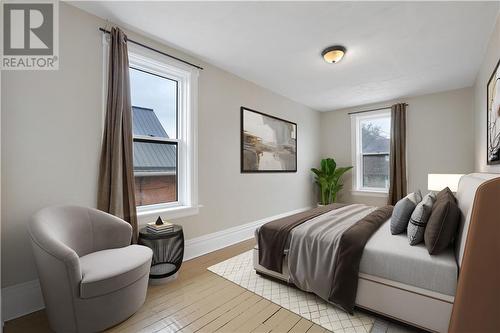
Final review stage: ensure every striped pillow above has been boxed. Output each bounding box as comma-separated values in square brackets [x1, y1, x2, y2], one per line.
[390, 190, 422, 235]
[408, 192, 436, 245]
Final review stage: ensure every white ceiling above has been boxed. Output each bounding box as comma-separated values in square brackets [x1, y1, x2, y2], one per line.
[72, 1, 499, 111]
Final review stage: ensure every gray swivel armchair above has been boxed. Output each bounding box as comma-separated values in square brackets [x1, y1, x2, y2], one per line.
[28, 205, 153, 333]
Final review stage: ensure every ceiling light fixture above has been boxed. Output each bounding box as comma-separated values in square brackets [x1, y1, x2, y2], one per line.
[322, 45, 346, 64]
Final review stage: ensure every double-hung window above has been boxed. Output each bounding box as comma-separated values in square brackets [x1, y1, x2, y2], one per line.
[351, 109, 391, 193]
[127, 44, 198, 219]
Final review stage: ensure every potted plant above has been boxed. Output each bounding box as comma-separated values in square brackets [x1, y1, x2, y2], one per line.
[311, 158, 352, 206]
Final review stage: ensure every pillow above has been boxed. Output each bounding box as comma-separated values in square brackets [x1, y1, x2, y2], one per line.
[425, 189, 461, 255]
[408, 192, 436, 245]
[436, 187, 457, 203]
[390, 190, 422, 235]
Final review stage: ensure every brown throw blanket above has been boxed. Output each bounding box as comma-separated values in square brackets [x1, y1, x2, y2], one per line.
[258, 203, 348, 273]
[329, 205, 394, 313]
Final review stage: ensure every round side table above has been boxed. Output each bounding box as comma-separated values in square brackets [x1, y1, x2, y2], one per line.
[138, 225, 184, 280]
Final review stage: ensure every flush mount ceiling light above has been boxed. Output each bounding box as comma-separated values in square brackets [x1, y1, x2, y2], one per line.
[322, 45, 346, 64]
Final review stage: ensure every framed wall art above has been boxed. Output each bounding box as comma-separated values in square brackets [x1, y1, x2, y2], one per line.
[487, 59, 500, 165]
[240, 107, 297, 173]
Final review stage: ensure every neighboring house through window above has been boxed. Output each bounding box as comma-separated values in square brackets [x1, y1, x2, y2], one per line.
[131, 105, 177, 206]
[126, 44, 199, 219]
[351, 109, 391, 193]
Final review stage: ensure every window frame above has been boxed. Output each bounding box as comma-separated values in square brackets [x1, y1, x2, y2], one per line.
[129, 66, 179, 207]
[351, 109, 391, 195]
[127, 43, 199, 221]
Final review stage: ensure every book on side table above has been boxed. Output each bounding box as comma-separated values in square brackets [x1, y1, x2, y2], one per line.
[147, 216, 174, 235]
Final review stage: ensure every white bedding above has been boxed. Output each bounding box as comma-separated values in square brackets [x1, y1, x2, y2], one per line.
[360, 220, 458, 296]
[255, 210, 459, 297]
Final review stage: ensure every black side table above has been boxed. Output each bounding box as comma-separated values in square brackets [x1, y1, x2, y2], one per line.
[138, 225, 184, 279]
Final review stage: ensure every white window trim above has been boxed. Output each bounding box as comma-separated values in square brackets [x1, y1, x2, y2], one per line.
[126, 43, 199, 222]
[350, 109, 391, 196]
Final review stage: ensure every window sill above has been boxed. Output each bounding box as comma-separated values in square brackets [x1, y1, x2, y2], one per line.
[137, 204, 200, 225]
[351, 189, 388, 198]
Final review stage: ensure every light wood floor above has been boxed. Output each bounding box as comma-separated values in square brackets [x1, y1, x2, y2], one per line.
[4, 239, 328, 333]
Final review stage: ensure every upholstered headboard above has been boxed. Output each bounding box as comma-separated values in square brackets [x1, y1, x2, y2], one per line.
[454, 173, 500, 268]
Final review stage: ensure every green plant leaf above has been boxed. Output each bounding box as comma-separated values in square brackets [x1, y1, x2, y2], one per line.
[310, 168, 323, 177]
[328, 158, 336, 173]
[312, 158, 352, 204]
[333, 166, 353, 179]
[320, 159, 328, 173]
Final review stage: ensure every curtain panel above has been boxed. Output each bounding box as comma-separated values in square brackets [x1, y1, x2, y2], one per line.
[97, 27, 138, 243]
[388, 103, 407, 205]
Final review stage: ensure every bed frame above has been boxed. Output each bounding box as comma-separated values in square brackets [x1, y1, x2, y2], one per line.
[253, 173, 499, 333]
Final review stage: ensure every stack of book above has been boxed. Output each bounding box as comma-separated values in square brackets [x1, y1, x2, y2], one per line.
[147, 217, 174, 235]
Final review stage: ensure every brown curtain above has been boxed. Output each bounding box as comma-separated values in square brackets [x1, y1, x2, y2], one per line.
[97, 27, 138, 243]
[387, 103, 407, 205]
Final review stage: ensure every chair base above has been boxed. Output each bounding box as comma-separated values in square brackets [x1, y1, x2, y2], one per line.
[73, 273, 149, 333]
[46, 273, 149, 333]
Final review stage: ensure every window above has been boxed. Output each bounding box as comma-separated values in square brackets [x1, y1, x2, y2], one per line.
[130, 69, 178, 206]
[127, 44, 198, 219]
[351, 110, 391, 193]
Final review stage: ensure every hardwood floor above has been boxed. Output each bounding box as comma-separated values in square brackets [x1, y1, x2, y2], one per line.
[4, 239, 327, 333]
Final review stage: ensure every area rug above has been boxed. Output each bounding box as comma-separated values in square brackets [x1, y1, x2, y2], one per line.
[208, 250, 377, 333]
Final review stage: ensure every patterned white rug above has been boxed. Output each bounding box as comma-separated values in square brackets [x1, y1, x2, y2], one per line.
[208, 250, 376, 333]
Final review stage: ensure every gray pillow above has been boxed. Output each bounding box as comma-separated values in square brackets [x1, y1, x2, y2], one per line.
[390, 190, 422, 235]
[408, 192, 437, 245]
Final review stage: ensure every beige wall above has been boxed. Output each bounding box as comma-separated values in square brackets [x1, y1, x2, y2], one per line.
[320, 88, 475, 206]
[1, 4, 104, 288]
[474, 14, 500, 173]
[1, 3, 321, 288]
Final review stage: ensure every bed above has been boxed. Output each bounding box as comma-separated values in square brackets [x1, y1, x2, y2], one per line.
[253, 173, 499, 333]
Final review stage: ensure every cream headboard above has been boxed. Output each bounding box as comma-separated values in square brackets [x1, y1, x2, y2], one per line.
[454, 173, 500, 268]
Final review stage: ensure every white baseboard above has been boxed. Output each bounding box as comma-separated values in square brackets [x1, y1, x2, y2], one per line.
[1, 206, 310, 322]
[2, 279, 44, 322]
[183, 207, 310, 261]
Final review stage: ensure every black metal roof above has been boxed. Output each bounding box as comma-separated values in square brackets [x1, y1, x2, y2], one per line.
[133, 141, 176, 172]
[132, 106, 176, 173]
[132, 106, 169, 138]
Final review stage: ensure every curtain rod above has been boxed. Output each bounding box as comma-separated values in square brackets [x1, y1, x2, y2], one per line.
[348, 103, 408, 115]
[99, 28, 204, 70]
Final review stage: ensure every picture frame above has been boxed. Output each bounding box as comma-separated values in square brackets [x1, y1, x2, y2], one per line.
[487, 59, 500, 165]
[240, 107, 297, 173]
